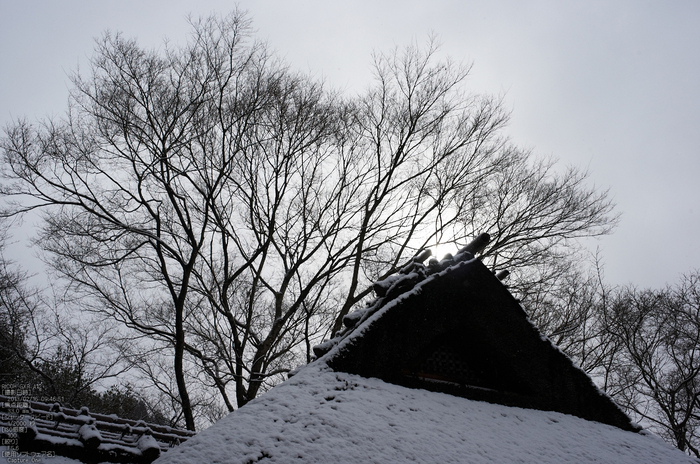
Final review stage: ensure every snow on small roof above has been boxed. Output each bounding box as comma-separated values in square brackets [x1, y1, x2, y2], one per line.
[155, 364, 695, 464]
[0, 396, 193, 464]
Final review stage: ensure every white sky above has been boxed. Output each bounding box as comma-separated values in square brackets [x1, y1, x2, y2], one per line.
[1, 0, 699, 289]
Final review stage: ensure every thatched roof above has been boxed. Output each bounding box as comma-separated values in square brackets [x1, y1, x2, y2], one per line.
[315, 253, 637, 431]
[153, 246, 697, 464]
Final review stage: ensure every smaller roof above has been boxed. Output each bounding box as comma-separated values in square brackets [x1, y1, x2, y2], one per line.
[0, 394, 194, 463]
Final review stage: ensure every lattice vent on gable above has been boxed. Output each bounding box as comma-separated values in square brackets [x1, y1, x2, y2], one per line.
[405, 337, 530, 396]
[418, 343, 481, 385]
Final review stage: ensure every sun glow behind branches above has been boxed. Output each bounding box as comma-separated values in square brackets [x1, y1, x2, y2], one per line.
[431, 242, 459, 261]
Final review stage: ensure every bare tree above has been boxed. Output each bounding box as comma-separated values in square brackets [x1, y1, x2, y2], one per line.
[0, 11, 348, 421]
[512, 248, 700, 457]
[0, 219, 126, 408]
[0, 222, 33, 382]
[453, 148, 619, 300]
[185, 69, 356, 407]
[1, 13, 620, 426]
[604, 273, 700, 457]
[328, 40, 514, 333]
[520, 251, 623, 392]
[0, 11, 268, 429]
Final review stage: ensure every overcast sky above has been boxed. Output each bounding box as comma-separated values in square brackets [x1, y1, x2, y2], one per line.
[1, 0, 698, 289]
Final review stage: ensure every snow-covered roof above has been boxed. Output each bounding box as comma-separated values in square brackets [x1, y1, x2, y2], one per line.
[156, 364, 695, 464]
[0, 395, 194, 463]
[154, 244, 694, 463]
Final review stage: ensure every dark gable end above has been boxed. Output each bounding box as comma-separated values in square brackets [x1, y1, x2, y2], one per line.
[315, 253, 639, 432]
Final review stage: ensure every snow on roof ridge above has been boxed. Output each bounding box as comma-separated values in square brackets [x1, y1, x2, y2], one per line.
[312, 256, 478, 365]
[311, 233, 499, 362]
